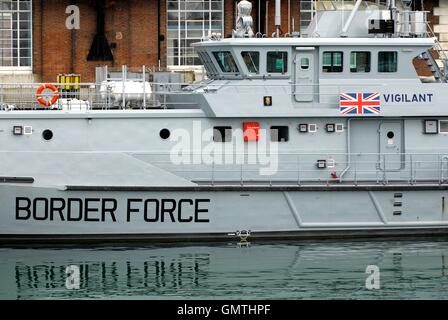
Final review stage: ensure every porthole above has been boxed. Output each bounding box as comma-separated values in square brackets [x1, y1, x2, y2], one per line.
[159, 128, 170, 140]
[387, 131, 394, 139]
[42, 129, 53, 141]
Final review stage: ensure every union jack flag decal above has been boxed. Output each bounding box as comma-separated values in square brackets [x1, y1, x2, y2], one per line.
[339, 92, 381, 115]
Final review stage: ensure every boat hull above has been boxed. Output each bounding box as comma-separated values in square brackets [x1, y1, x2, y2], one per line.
[2, 184, 448, 243]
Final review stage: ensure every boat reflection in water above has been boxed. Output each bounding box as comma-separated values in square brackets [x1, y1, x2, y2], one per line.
[1, 240, 448, 299]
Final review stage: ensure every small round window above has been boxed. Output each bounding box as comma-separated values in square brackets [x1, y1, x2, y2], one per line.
[159, 128, 170, 140]
[387, 131, 395, 139]
[42, 129, 53, 141]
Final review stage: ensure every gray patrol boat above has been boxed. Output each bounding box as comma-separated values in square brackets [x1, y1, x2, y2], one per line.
[1, 0, 448, 243]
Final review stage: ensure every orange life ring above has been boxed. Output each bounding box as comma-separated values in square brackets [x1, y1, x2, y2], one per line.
[36, 83, 60, 107]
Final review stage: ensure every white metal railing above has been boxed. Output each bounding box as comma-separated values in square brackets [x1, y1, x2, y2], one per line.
[426, 22, 448, 61]
[127, 152, 448, 186]
[425, 22, 448, 82]
[0, 82, 201, 111]
[0, 81, 412, 112]
[0, 150, 447, 186]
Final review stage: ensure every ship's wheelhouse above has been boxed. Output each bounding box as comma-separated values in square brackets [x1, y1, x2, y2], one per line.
[195, 44, 293, 80]
[194, 37, 434, 95]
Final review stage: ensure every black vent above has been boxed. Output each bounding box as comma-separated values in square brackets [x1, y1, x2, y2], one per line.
[87, 0, 113, 61]
[368, 20, 395, 34]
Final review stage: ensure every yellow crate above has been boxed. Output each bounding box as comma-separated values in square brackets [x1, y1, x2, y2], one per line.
[57, 74, 81, 91]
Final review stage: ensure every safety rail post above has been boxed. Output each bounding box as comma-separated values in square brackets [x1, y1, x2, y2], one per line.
[354, 158, 358, 186]
[443, 156, 448, 184]
[440, 155, 448, 184]
[383, 154, 387, 185]
[415, 161, 420, 185]
[442, 156, 445, 183]
[107, 85, 112, 109]
[297, 156, 301, 186]
[142, 65, 146, 110]
[240, 163, 243, 186]
[152, 82, 157, 108]
[19, 83, 23, 109]
[211, 161, 215, 186]
[90, 85, 95, 110]
[122, 65, 126, 109]
[76, 80, 80, 103]
[375, 159, 380, 184]
[445, 157, 448, 184]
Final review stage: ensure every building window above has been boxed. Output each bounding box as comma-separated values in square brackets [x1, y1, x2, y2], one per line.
[350, 51, 371, 72]
[267, 51, 288, 73]
[300, 0, 316, 32]
[378, 51, 398, 72]
[241, 51, 259, 74]
[322, 52, 343, 72]
[213, 51, 239, 73]
[0, 0, 32, 69]
[167, 0, 224, 67]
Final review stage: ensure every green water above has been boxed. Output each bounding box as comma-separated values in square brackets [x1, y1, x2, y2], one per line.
[1, 239, 448, 299]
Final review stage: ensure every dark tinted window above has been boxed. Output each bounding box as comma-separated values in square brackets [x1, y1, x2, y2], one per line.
[213, 51, 239, 73]
[378, 51, 398, 72]
[241, 51, 260, 74]
[270, 126, 289, 142]
[322, 51, 343, 72]
[267, 51, 288, 73]
[350, 52, 371, 72]
[213, 126, 232, 142]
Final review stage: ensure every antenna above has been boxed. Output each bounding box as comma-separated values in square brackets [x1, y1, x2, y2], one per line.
[275, 0, 281, 37]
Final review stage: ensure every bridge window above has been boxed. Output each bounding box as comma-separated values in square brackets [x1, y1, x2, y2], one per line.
[350, 52, 371, 72]
[267, 51, 288, 73]
[213, 51, 239, 73]
[241, 51, 259, 74]
[322, 52, 343, 72]
[197, 51, 219, 77]
[378, 51, 398, 72]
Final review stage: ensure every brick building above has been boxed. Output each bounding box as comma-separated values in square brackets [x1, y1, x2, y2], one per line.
[0, 0, 444, 83]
